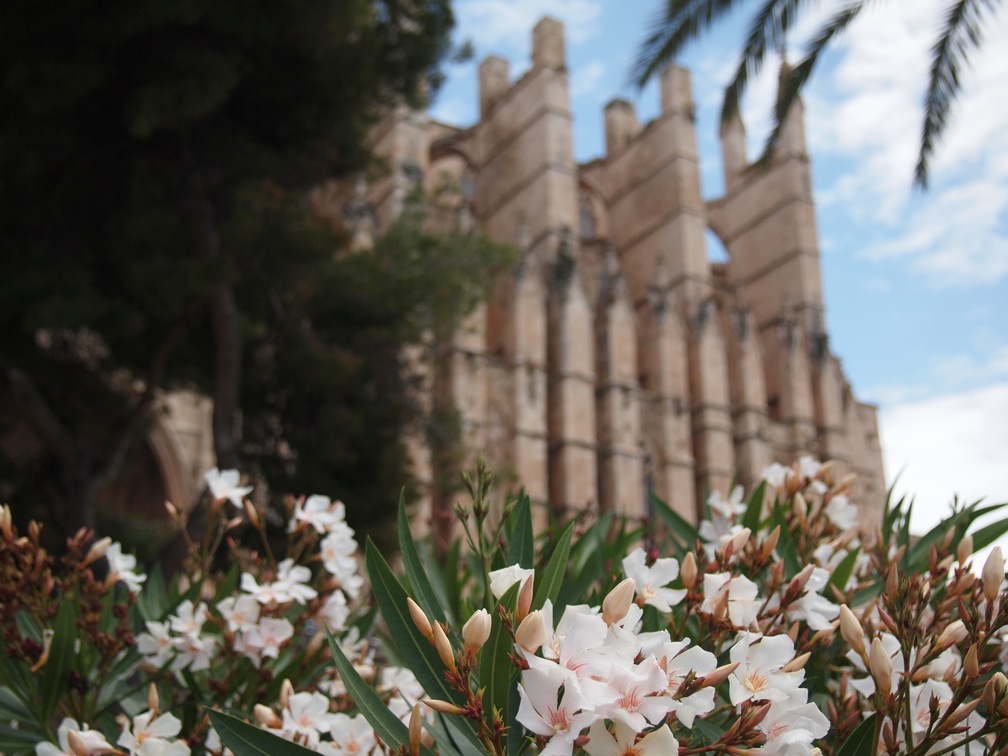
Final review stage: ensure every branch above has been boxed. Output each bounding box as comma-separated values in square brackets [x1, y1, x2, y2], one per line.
[89, 306, 201, 501]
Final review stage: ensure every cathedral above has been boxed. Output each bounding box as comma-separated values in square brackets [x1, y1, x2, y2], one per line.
[361, 17, 885, 528]
[159, 17, 886, 530]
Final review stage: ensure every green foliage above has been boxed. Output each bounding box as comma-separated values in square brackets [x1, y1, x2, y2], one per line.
[0, 0, 517, 545]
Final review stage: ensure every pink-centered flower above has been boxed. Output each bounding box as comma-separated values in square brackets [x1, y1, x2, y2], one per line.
[728, 632, 803, 706]
[36, 717, 117, 756]
[517, 665, 595, 756]
[622, 548, 686, 613]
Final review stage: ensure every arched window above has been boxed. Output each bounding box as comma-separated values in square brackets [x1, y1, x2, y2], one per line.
[578, 188, 596, 239]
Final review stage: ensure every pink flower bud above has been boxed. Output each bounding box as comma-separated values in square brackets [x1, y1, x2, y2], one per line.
[462, 609, 492, 653]
[982, 546, 1004, 605]
[514, 610, 546, 653]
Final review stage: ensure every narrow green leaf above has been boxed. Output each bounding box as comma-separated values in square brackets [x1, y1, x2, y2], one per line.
[835, 712, 877, 756]
[0, 721, 44, 754]
[507, 493, 535, 570]
[692, 716, 725, 742]
[851, 578, 883, 608]
[364, 540, 473, 721]
[325, 632, 428, 754]
[40, 600, 77, 722]
[479, 583, 520, 733]
[532, 520, 575, 612]
[649, 493, 699, 554]
[971, 515, 1008, 552]
[424, 715, 466, 756]
[0, 686, 33, 722]
[14, 612, 41, 644]
[137, 563, 169, 621]
[827, 546, 861, 594]
[741, 480, 767, 532]
[398, 495, 450, 626]
[0, 659, 36, 722]
[208, 711, 316, 756]
[770, 505, 801, 577]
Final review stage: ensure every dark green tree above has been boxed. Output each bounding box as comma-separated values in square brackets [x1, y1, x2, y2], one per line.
[0, 0, 485, 547]
[632, 0, 1003, 188]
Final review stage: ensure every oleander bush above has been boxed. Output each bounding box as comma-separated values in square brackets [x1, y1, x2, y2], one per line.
[2, 458, 1008, 755]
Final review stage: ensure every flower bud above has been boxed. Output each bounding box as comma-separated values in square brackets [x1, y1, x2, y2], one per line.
[407, 598, 434, 643]
[982, 547, 1004, 605]
[935, 619, 967, 652]
[839, 605, 866, 658]
[280, 679, 294, 709]
[254, 704, 281, 728]
[244, 499, 261, 528]
[0, 504, 11, 539]
[869, 637, 893, 699]
[409, 703, 423, 756]
[788, 564, 816, 595]
[432, 620, 456, 672]
[943, 698, 981, 730]
[514, 610, 546, 653]
[698, 661, 739, 688]
[983, 671, 1007, 713]
[762, 525, 781, 559]
[793, 492, 808, 522]
[148, 683, 160, 714]
[516, 574, 534, 623]
[885, 565, 899, 600]
[83, 537, 112, 566]
[30, 629, 54, 673]
[964, 644, 979, 679]
[956, 534, 973, 565]
[462, 609, 492, 653]
[728, 527, 751, 555]
[782, 652, 811, 673]
[423, 699, 466, 716]
[680, 552, 698, 590]
[602, 578, 636, 626]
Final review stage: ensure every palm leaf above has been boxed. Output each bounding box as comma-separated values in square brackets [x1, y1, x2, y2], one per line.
[632, 0, 747, 87]
[917, 0, 999, 188]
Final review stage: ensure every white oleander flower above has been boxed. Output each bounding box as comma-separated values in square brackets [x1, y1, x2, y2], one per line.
[216, 594, 260, 634]
[204, 467, 252, 508]
[585, 720, 679, 756]
[318, 714, 376, 755]
[701, 572, 761, 628]
[517, 665, 595, 756]
[117, 709, 188, 756]
[289, 494, 345, 533]
[728, 632, 803, 706]
[488, 564, 534, 598]
[787, 567, 840, 631]
[35, 717, 117, 756]
[824, 495, 858, 531]
[106, 542, 147, 594]
[280, 691, 337, 749]
[622, 548, 686, 613]
[136, 621, 175, 668]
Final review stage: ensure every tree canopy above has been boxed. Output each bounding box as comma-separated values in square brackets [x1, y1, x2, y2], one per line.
[632, 0, 1003, 188]
[0, 0, 508, 551]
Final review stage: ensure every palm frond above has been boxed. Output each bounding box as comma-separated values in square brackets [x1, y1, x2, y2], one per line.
[719, 0, 809, 126]
[631, 0, 744, 88]
[755, 0, 868, 166]
[916, 0, 999, 189]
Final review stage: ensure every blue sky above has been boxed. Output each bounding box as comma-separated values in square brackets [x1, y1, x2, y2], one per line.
[429, 0, 1008, 546]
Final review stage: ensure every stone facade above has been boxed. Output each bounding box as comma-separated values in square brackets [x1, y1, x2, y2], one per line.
[354, 17, 886, 527]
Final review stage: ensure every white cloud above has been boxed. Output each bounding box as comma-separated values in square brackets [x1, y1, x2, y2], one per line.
[795, 0, 1008, 288]
[452, 0, 603, 59]
[880, 382, 1008, 557]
